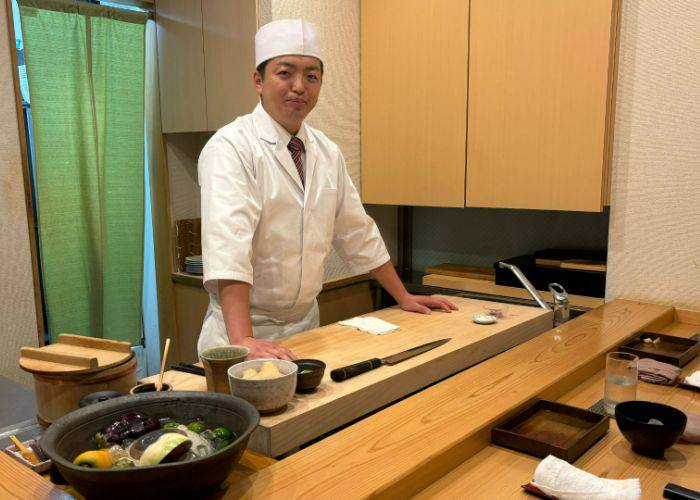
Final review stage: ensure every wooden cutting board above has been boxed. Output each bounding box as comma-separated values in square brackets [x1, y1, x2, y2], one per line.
[424, 263, 496, 281]
[20, 333, 133, 375]
[144, 298, 552, 457]
[253, 297, 551, 456]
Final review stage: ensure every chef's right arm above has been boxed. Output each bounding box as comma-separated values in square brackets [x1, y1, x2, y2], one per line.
[199, 135, 295, 360]
[218, 280, 295, 360]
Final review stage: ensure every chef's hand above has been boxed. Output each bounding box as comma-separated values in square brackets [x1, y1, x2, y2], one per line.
[399, 294, 459, 315]
[240, 336, 296, 361]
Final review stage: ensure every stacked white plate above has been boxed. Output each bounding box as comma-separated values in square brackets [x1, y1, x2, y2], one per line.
[185, 255, 203, 275]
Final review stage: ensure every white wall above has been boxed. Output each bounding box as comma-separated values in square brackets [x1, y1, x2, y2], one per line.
[0, 0, 39, 385]
[606, 0, 700, 309]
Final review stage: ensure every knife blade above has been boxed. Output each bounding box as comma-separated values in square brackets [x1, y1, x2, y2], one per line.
[330, 338, 450, 382]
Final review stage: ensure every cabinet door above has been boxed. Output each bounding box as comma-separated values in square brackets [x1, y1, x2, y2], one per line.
[466, 0, 618, 211]
[202, 0, 259, 130]
[361, 0, 469, 207]
[155, 0, 208, 133]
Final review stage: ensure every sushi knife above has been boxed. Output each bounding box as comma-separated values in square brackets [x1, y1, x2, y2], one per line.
[330, 338, 450, 382]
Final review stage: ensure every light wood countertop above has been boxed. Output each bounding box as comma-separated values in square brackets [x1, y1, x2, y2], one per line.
[148, 297, 552, 456]
[417, 313, 700, 499]
[223, 299, 674, 498]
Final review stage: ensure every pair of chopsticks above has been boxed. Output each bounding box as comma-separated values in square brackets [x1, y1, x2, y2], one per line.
[170, 363, 205, 376]
[9, 435, 41, 465]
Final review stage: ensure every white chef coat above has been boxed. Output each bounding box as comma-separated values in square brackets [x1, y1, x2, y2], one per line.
[197, 103, 390, 353]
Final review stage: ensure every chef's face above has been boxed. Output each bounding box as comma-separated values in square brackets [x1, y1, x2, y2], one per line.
[254, 55, 323, 133]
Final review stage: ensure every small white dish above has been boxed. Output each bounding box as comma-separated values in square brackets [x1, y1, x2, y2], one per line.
[472, 313, 497, 325]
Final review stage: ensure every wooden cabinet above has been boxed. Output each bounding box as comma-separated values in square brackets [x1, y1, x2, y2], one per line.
[361, 0, 619, 211]
[155, 0, 207, 132]
[466, 0, 619, 211]
[360, 0, 469, 207]
[155, 0, 258, 133]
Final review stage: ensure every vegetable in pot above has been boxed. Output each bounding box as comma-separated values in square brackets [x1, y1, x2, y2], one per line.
[101, 412, 160, 445]
[138, 433, 192, 466]
[186, 421, 206, 434]
[73, 450, 112, 468]
[211, 427, 232, 440]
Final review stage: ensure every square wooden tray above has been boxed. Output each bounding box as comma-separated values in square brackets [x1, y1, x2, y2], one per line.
[492, 399, 609, 462]
[620, 332, 700, 367]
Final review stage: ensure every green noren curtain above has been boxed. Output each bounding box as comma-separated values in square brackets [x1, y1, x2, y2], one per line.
[19, 0, 147, 345]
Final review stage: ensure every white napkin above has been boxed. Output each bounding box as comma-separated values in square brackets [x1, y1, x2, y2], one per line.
[338, 316, 400, 335]
[684, 370, 700, 387]
[532, 455, 641, 500]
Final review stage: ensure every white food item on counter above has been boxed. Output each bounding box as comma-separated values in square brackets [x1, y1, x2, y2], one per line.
[338, 316, 400, 335]
[472, 314, 497, 325]
[532, 455, 641, 500]
[684, 370, 700, 387]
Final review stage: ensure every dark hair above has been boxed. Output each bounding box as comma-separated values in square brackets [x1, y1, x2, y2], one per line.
[256, 59, 324, 80]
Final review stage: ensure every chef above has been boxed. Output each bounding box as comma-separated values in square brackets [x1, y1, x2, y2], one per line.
[197, 19, 457, 360]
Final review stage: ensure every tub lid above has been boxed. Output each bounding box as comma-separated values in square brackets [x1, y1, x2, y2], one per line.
[20, 333, 133, 375]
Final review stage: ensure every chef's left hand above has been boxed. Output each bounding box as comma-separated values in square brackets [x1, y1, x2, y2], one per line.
[399, 294, 458, 315]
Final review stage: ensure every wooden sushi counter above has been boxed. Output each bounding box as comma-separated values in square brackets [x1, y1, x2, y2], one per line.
[6, 299, 700, 499]
[222, 300, 700, 498]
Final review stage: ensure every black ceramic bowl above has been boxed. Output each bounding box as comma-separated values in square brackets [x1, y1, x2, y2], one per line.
[615, 400, 687, 456]
[40, 391, 259, 499]
[294, 359, 326, 393]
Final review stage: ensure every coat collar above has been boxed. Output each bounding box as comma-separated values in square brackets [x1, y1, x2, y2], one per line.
[253, 102, 317, 196]
[252, 102, 314, 148]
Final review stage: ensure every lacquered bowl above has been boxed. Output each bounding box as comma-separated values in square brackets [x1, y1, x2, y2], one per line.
[40, 391, 259, 499]
[294, 359, 326, 393]
[615, 400, 687, 456]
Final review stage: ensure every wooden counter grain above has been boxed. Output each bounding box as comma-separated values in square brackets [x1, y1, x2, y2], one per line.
[223, 299, 671, 498]
[417, 312, 700, 499]
[0, 453, 70, 499]
[147, 297, 552, 456]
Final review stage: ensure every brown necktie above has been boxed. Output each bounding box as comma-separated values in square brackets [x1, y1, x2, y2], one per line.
[287, 136, 305, 187]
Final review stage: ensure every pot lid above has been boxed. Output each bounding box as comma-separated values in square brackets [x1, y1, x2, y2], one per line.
[20, 333, 133, 375]
[79, 391, 127, 407]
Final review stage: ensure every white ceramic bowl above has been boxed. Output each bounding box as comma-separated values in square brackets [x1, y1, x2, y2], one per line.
[228, 359, 297, 413]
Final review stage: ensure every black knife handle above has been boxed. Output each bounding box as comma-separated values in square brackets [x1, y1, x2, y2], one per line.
[664, 483, 700, 500]
[331, 358, 382, 382]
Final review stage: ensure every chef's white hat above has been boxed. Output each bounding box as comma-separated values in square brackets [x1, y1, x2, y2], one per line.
[255, 19, 322, 68]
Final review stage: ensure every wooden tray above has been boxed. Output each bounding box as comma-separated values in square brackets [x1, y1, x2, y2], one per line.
[424, 263, 495, 281]
[619, 332, 700, 367]
[492, 399, 609, 462]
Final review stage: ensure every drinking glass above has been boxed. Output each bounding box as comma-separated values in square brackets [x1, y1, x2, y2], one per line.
[604, 352, 638, 415]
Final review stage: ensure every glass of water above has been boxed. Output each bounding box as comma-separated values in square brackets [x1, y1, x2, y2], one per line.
[604, 352, 639, 415]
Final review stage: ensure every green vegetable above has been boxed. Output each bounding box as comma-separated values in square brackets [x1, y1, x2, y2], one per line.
[211, 427, 232, 440]
[214, 438, 232, 451]
[186, 421, 206, 433]
[163, 422, 180, 429]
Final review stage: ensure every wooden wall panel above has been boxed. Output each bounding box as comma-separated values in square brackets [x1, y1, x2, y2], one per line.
[202, 0, 258, 130]
[466, 0, 617, 211]
[155, 0, 207, 132]
[361, 0, 469, 207]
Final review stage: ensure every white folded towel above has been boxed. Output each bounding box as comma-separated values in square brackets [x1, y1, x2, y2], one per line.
[338, 316, 400, 335]
[532, 455, 641, 500]
[684, 370, 700, 387]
